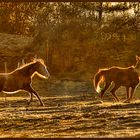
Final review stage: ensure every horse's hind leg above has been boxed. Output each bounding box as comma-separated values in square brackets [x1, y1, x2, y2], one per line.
[26, 86, 44, 106]
[126, 87, 130, 99]
[125, 86, 136, 103]
[124, 86, 137, 103]
[129, 86, 136, 100]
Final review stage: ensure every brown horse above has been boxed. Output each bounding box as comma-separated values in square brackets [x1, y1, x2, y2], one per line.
[0, 59, 50, 106]
[93, 55, 140, 103]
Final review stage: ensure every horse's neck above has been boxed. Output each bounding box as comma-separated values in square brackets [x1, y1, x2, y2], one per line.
[134, 62, 140, 76]
[134, 68, 140, 76]
[29, 65, 37, 76]
[18, 63, 36, 77]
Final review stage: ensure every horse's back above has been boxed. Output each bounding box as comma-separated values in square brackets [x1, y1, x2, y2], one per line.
[106, 67, 139, 87]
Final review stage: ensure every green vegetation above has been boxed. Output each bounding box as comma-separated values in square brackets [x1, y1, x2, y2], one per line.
[0, 2, 139, 80]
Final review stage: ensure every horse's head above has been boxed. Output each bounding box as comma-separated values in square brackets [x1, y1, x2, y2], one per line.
[135, 55, 140, 69]
[136, 55, 140, 63]
[34, 59, 50, 79]
[134, 55, 140, 77]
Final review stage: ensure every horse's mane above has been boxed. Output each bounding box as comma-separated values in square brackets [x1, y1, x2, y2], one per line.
[33, 58, 45, 65]
[16, 58, 45, 71]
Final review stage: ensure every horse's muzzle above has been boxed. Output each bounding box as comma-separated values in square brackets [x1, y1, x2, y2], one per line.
[48, 73, 50, 77]
[46, 73, 50, 79]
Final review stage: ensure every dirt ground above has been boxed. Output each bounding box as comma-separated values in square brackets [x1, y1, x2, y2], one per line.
[0, 78, 140, 138]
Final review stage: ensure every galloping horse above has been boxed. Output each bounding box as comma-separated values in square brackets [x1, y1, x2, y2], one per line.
[0, 59, 50, 106]
[93, 55, 140, 103]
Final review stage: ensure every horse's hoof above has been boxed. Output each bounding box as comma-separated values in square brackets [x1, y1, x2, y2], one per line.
[99, 100, 103, 104]
[114, 100, 120, 102]
[123, 99, 131, 103]
[40, 103, 45, 106]
[27, 102, 31, 106]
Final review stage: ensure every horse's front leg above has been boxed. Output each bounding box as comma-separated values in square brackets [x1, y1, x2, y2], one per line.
[26, 86, 44, 106]
[100, 82, 111, 100]
[110, 86, 120, 102]
[123, 87, 130, 103]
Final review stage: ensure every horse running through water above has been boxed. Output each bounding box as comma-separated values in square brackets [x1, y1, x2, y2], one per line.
[0, 59, 50, 106]
[93, 55, 140, 103]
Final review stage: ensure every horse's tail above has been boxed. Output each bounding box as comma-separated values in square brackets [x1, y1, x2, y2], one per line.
[93, 71, 106, 93]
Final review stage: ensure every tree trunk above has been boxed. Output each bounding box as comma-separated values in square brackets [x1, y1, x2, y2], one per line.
[98, 2, 103, 22]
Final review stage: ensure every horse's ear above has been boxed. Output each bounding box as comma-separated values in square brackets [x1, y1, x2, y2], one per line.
[32, 54, 38, 62]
